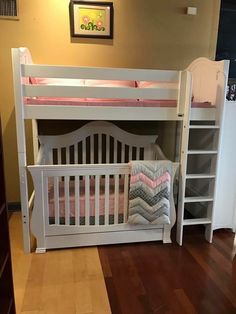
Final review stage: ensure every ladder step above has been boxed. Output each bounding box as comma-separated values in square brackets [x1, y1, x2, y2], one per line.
[186, 173, 216, 179]
[187, 150, 218, 155]
[189, 125, 220, 129]
[183, 218, 212, 225]
[184, 196, 214, 203]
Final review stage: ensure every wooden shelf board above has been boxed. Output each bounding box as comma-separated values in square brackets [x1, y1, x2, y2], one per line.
[187, 150, 218, 155]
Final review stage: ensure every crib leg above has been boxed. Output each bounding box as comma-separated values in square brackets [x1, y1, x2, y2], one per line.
[35, 247, 46, 254]
[163, 225, 172, 244]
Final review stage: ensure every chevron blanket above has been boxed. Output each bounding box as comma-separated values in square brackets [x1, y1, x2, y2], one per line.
[128, 160, 172, 225]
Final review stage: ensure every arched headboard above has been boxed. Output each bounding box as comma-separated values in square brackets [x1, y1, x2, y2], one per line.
[38, 121, 159, 165]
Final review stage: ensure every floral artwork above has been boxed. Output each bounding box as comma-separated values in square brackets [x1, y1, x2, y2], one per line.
[80, 8, 106, 32]
[70, 1, 113, 39]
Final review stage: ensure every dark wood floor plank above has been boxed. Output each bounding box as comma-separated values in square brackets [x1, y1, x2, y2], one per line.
[98, 247, 112, 278]
[212, 230, 236, 260]
[174, 289, 197, 314]
[104, 277, 123, 314]
[99, 231, 236, 314]
[185, 246, 236, 311]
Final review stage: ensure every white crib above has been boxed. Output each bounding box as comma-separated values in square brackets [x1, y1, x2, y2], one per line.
[28, 121, 178, 253]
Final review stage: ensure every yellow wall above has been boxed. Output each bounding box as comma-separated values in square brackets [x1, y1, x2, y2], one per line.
[0, 0, 220, 202]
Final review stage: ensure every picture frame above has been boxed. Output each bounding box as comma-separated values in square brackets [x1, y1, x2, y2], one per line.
[69, 1, 113, 39]
[0, 0, 19, 20]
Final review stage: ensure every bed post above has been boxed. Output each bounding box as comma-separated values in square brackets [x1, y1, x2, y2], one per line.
[11, 48, 31, 253]
[32, 119, 39, 162]
[176, 70, 192, 246]
[209, 60, 230, 242]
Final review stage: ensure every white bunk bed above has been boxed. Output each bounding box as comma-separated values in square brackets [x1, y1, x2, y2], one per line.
[11, 47, 229, 253]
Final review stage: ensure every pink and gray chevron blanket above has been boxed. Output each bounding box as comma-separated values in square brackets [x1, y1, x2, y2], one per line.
[128, 160, 172, 225]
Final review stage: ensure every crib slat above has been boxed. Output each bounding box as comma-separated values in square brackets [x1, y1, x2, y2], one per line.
[85, 175, 90, 225]
[75, 176, 80, 226]
[74, 144, 78, 164]
[44, 177, 49, 226]
[124, 174, 129, 223]
[95, 175, 100, 225]
[90, 135, 94, 164]
[54, 177, 60, 225]
[82, 140, 86, 164]
[129, 146, 132, 161]
[65, 176, 70, 225]
[98, 134, 102, 163]
[106, 135, 109, 163]
[66, 147, 69, 164]
[105, 174, 109, 225]
[114, 174, 119, 224]
[121, 143, 125, 163]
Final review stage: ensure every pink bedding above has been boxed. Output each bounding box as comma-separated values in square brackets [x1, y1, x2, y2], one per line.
[48, 178, 126, 218]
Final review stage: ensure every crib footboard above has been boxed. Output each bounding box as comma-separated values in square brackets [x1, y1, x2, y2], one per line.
[28, 163, 175, 252]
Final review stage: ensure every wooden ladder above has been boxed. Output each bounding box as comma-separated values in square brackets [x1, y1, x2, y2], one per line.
[176, 117, 221, 245]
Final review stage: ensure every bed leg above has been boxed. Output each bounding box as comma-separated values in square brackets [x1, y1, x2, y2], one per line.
[163, 225, 172, 244]
[35, 248, 46, 254]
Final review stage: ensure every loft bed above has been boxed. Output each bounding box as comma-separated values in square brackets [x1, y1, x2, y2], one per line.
[11, 47, 229, 253]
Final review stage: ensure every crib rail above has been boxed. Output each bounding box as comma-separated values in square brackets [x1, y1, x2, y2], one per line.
[28, 163, 131, 235]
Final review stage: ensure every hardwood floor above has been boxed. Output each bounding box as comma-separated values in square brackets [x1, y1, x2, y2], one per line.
[9, 213, 111, 314]
[98, 227, 236, 314]
[9, 213, 236, 313]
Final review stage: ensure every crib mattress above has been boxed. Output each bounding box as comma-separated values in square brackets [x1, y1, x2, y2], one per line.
[25, 97, 213, 108]
[48, 177, 126, 225]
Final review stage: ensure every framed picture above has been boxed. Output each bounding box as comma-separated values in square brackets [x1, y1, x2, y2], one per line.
[69, 1, 113, 39]
[0, 0, 19, 20]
